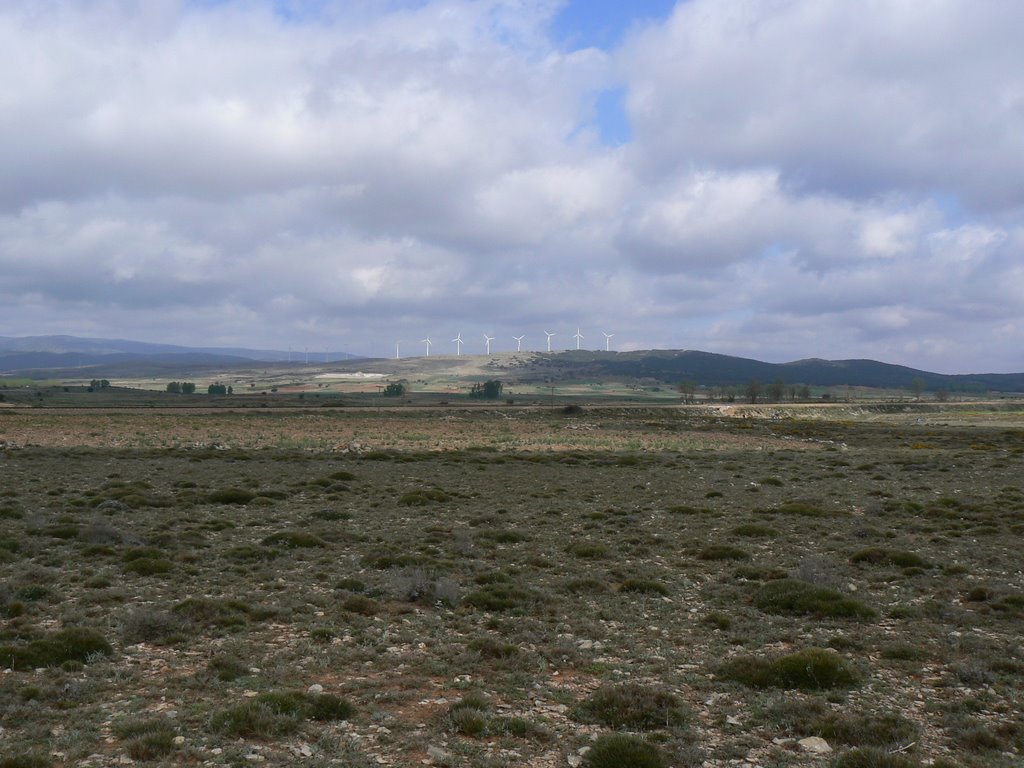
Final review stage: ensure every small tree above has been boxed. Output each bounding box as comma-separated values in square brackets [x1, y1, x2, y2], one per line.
[469, 380, 504, 399]
[207, 383, 228, 395]
[766, 378, 785, 403]
[745, 379, 762, 404]
[678, 380, 697, 404]
[383, 381, 406, 397]
[166, 382, 181, 394]
[181, 382, 196, 394]
[911, 377, 925, 401]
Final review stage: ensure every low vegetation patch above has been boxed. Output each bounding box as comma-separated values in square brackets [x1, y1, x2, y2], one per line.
[573, 683, 689, 730]
[0, 627, 112, 670]
[754, 579, 876, 620]
[850, 548, 930, 568]
[584, 733, 667, 768]
[698, 544, 750, 561]
[719, 648, 859, 690]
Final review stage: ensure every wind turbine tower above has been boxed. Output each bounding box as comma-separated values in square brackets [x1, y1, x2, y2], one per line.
[421, 338, 431, 356]
[395, 341, 401, 360]
[452, 332, 464, 356]
[573, 328, 584, 350]
[483, 334, 494, 355]
[544, 331, 555, 353]
[602, 332, 614, 352]
[513, 335, 524, 352]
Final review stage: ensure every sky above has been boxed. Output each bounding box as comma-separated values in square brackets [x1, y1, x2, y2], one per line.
[1, 0, 1023, 373]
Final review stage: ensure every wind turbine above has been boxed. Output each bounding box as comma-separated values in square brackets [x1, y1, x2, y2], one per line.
[421, 338, 431, 356]
[483, 334, 494, 355]
[544, 331, 555, 353]
[452, 332, 463, 356]
[395, 341, 401, 360]
[513, 335, 524, 352]
[573, 327, 583, 350]
[602, 332, 614, 352]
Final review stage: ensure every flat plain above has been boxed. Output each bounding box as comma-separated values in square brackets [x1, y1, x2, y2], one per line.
[1, 403, 1023, 767]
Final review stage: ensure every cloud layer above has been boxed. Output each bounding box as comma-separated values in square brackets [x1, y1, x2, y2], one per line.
[1, 0, 1022, 372]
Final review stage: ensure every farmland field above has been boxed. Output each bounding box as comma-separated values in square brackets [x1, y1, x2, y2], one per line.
[1, 404, 1023, 767]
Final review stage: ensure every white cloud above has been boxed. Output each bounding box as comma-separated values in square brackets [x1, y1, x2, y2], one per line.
[0, 0, 1022, 372]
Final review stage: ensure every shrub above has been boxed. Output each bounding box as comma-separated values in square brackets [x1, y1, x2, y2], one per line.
[698, 545, 750, 561]
[754, 580, 876, 620]
[850, 548, 930, 568]
[123, 558, 173, 576]
[584, 733, 667, 768]
[208, 653, 249, 681]
[769, 501, 829, 517]
[0, 756, 52, 768]
[468, 636, 520, 659]
[732, 523, 778, 537]
[224, 544, 278, 562]
[464, 584, 543, 612]
[208, 488, 256, 505]
[341, 595, 379, 616]
[261, 530, 326, 548]
[122, 609, 185, 645]
[831, 748, 918, 768]
[0, 627, 113, 670]
[210, 698, 302, 738]
[115, 718, 176, 760]
[398, 489, 450, 506]
[172, 597, 261, 629]
[574, 683, 688, 730]
[566, 542, 610, 559]
[211, 690, 352, 736]
[817, 712, 919, 748]
[719, 648, 859, 690]
[620, 579, 669, 596]
[305, 693, 355, 722]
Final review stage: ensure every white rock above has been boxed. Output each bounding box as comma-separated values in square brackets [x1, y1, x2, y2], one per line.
[567, 756, 582, 767]
[797, 737, 832, 754]
[172, 736, 185, 746]
[726, 715, 742, 725]
[307, 684, 324, 694]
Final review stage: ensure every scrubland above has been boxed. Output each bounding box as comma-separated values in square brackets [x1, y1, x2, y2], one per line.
[1, 404, 1022, 767]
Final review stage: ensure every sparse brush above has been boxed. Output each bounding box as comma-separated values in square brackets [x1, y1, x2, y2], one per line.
[574, 683, 689, 730]
[584, 733, 667, 768]
[754, 579, 876, 620]
[719, 648, 859, 690]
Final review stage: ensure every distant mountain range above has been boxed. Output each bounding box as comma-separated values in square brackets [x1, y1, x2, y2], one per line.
[523, 349, 1024, 393]
[0, 335, 360, 373]
[1, 336, 1022, 393]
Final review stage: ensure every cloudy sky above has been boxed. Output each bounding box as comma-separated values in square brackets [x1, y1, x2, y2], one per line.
[2, 0, 1022, 372]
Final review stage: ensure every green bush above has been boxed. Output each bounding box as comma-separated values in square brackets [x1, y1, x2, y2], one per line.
[573, 683, 688, 730]
[566, 542, 610, 558]
[732, 523, 778, 537]
[720, 648, 859, 690]
[698, 544, 750, 561]
[0, 627, 113, 670]
[115, 718, 176, 760]
[210, 690, 353, 736]
[754, 579, 876, 620]
[208, 488, 256, 505]
[830, 747, 918, 768]
[398, 489, 450, 506]
[261, 530, 326, 548]
[584, 733, 667, 768]
[0, 755, 52, 768]
[817, 712, 919, 748]
[464, 584, 543, 612]
[620, 579, 669, 596]
[850, 548, 929, 568]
